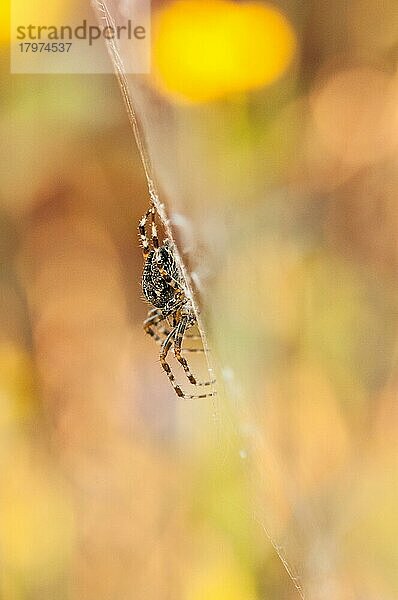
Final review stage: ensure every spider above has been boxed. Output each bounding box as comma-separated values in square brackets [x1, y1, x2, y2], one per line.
[139, 204, 216, 399]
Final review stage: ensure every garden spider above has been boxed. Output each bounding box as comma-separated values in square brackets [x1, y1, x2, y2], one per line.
[139, 204, 216, 399]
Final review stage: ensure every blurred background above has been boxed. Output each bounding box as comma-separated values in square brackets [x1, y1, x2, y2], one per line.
[1, 1, 398, 598]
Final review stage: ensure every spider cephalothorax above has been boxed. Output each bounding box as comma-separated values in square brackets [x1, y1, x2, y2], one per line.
[139, 204, 215, 399]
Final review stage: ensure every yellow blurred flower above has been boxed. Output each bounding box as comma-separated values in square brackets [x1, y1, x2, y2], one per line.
[152, 0, 296, 103]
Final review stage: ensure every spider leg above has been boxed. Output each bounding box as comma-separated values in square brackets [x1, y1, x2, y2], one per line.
[182, 348, 206, 353]
[145, 316, 204, 351]
[176, 389, 217, 400]
[158, 326, 205, 344]
[138, 204, 156, 257]
[144, 309, 165, 344]
[157, 324, 201, 340]
[160, 326, 185, 398]
[145, 308, 195, 348]
[164, 326, 207, 351]
[160, 326, 216, 399]
[174, 317, 216, 387]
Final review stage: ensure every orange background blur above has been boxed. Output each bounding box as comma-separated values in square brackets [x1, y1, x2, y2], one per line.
[1, 1, 397, 599]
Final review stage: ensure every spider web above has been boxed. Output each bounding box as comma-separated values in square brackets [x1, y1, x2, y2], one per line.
[91, 0, 217, 403]
[91, 1, 304, 597]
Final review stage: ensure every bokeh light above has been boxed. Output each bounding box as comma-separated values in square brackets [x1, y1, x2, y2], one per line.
[152, 0, 296, 103]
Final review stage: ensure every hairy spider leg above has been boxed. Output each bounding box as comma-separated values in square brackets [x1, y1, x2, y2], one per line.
[144, 303, 184, 343]
[174, 316, 216, 387]
[157, 322, 201, 340]
[144, 310, 205, 353]
[150, 214, 160, 250]
[160, 326, 185, 397]
[157, 325, 206, 353]
[160, 327, 216, 399]
[138, 204, 156, 257]
[144, 310, 166, 344]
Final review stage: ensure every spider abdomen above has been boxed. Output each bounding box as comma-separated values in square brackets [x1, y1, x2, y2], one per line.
[142, 247, 180, 309]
